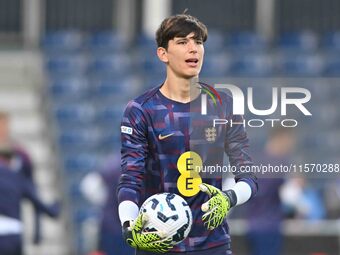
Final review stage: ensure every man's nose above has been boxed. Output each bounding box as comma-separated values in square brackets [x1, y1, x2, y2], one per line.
[188, 40, 198, 53]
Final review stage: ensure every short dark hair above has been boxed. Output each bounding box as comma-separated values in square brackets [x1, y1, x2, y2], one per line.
[156, 14, 208, 49]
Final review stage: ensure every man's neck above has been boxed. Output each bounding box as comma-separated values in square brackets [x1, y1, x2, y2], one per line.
[160, 74, 200, 103]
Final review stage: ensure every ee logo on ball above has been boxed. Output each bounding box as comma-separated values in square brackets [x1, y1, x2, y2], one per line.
[176, 151, 202, 197]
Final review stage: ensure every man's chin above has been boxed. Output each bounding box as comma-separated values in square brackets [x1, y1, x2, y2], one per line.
[183, 71, 200, 79]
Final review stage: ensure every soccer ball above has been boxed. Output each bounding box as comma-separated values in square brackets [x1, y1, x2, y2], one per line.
[140, 192, 192, 245]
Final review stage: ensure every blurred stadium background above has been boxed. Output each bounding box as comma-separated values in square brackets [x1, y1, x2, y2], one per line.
[0, 0, 339, 254]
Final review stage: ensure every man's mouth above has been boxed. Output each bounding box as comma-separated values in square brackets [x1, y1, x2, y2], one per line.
[185, 58, 199, 67]
[185, 58, 199, 64]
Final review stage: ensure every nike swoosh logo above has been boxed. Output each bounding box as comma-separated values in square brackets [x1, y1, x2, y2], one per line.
[158, 133, 174, 140]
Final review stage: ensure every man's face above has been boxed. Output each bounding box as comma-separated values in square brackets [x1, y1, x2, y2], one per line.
[161, 32, 204, 79]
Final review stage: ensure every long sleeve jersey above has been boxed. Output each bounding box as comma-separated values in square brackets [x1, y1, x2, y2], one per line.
[118, 85, 258, 252]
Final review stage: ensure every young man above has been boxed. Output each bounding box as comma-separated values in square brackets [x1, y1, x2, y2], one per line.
[118, 14, 258, 255]
[0, 145, 60, 255]
[0, 112, 42, 244]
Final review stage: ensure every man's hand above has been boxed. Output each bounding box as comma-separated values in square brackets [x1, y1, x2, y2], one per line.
[122, 212, 173, 253]
[199, 183, 232, 230]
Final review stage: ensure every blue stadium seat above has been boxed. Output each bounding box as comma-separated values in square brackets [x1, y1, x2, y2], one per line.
[277, 31, 318, 52]
[277, 53, 323, 76]
[200, 52, 231, 77]
[137, 53, 165, 76]
[142, 74, 165, 90]
[308, 82, 333, 103]
[230, 53, 273, 76]
[204, 30, 226, 53]
[136, 33, 157, 51]
[226, 31, 267, 52]
[67, 182, 90, 206]
[53, 103, 96, 125]
[299, 132, 328, 151]
[96, 103, 125, 124]
[92, 76, 139, 100]
[45, 54, 88, 76]
[322, 31, 340, 51]
[63, 153, 100, 173]
[71, 204, 100, 250]
[323, 54, 340, 76]
[86, 31, 128, 52]
[49, 77, 89, 100]
[88, 54, 132, 77]
[42, 30, 84, 52]
[59, 127, 103, 150]
[98, 128, 121, 151]
[302, 101, 335, 129]
[325, 82, 340, 99]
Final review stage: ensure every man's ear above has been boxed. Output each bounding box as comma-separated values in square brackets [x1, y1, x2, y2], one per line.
[157, 47, 168, 63]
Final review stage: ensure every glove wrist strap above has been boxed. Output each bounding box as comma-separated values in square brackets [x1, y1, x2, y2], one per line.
[223, 189, 237, 208]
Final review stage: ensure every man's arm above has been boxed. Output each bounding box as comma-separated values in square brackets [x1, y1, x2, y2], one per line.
[21, 177, 60, 218]
[200, 96, 258, 230]
[117, 100, 148, 223]
[117, 101, 173, 252]
[224, 111, 258, 206]
[16, 148, 42, 244]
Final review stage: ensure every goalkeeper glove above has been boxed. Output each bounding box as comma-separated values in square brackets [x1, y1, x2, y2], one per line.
[122, 212, 174, 253]
[199, 183, 237, 230]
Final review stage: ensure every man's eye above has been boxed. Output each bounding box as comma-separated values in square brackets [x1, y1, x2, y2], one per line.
[178, 41, 186, 44]
[196, 41, 203, 44]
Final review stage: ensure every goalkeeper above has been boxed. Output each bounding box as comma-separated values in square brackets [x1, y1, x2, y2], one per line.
[117, 13, 258, 255]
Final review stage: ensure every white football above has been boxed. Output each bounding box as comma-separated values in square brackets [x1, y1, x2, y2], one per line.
[140, 193, 192, 245]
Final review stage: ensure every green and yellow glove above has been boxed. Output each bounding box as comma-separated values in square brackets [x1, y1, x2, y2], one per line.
[122, 212, 174, 253]
[199, 183, 236, 230]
